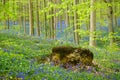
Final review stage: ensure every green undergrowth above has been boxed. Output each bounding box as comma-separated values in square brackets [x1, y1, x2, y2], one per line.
[0, 32, 120, 80]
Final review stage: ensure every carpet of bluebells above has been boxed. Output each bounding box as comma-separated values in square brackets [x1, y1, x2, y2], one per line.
[0, 31, 120, 80]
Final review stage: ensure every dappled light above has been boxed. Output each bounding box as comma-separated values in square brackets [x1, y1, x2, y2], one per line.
[0, 0, 120, 80]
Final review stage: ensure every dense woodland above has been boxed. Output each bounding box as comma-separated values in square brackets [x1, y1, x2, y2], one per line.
[0, 0, 120, 80]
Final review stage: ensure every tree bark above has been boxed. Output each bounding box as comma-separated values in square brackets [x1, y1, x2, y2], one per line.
[29, 0, 34, 36]
[74, 0, 79, 45]
[36, 0, 40, 36]
[104, 0, 114, 46]
[3, 0, 7, 29]
[108, 5, 114, 46]
[51, 0, 56, 39]
[23, 5, 26, 35]
[113, 1, 117, 28]
[89, 0, 96, 46]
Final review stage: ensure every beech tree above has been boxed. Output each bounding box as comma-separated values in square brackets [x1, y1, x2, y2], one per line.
[36, 0, 40, 36]
[74, 0, 80, 45]
[0, 0, 120, 47]
[29, 0, 34, 36]
[2, 0, 7, 29]
[89, 0, 96, 46]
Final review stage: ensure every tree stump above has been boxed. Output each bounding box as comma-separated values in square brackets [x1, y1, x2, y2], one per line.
[51, 46, 93, 69]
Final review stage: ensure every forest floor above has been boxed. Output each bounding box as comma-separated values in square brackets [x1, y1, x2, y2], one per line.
[0, 31, 120, 80]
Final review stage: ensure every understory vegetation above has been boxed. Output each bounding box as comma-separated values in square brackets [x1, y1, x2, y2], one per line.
[0, 31, 120, 80]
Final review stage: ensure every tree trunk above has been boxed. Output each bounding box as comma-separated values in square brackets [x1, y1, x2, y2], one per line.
[51, 0, 56, 39]
[104, 0, 114, 46]
[23, 5, 26, 35]
[108, 5, 114, 46]
[113, 2, 117, 28]
[49, 0, 52, 39]
[7, 18, 10, 29]
[36, 0, 40, 36]
[65, 5, 69, 28]
[43, 0, 48, 38]
[65, 4, 69, 40]
[74, 0, 79, 45]
[18, 2, 22, 31]
[29, 0, 34, 36]
[3, 0, 7, 29]
[89, 0, 96, 46]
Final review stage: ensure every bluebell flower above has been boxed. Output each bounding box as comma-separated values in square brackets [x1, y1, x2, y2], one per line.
[16, 75, 24, 80]
[9, 71, 14, 75]
[87, 66, 92, 73]
[34, 70, 39, 74]
[17, 72, 24, 75]
[40, 69, 44, 73]
[25, 73, 28, 76]
[16, 72, 25, 80]
[60, 64, 64, 68]
[0, 76, 6, 80]
[70, 77, 73, 80]
[2, 48, 6, 51]
[106, 75, 111, 79]
[50, 62, 54, 66]
[30, 64, 33, 69]
[26, 70, 30, 73]
[12, 58, 16, 61]
[64, 76, 69, 80]
[75, 65, 79, 69]
[57, 71, 62, 75]
[77, 63, 81, 67]
[40, 63, 45, 67]
[2, 48, 10, 53]
[112, 77, 117, 80]
[38, 67, 43, 70]
[68, 65, 73, 71]
[16, 32, 18, 34]
[42, 77, 47, 80]
[66, 69, 71, 72]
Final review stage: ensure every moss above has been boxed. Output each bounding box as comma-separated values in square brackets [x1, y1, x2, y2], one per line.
[51, 46, 94, 68]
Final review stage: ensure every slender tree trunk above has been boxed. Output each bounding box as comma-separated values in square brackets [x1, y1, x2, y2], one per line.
[12, 0, 16, 25]
[43, 0, 47, 38]
[65, 5, 69, 28]
[18, 2, 23, 31]
[104, 0, 114, 46]
[51, 8, 55, 39]
[36, 0, 40, 36]
[49, 0, 52, 38]
[23, 17, 26, 35]
[113, 2, 117, 28]
[29, 0, 34, 36]
[108, 5, 114, 46]
[74, 0, 79, 45]
[4, 0, 10, 29]
[51, 0, 56, 39]
[23, 5, 26, 35]
[59, 16, 62, 32]
[3, 0, 7, 29]
[53, 1, 56, 39]
[7, 0, 10, 29]
[7, 18, 9, 29]
[89, 0, 96, 46]
[65, 4, 69, 40]
[86, 15, 90, 31]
